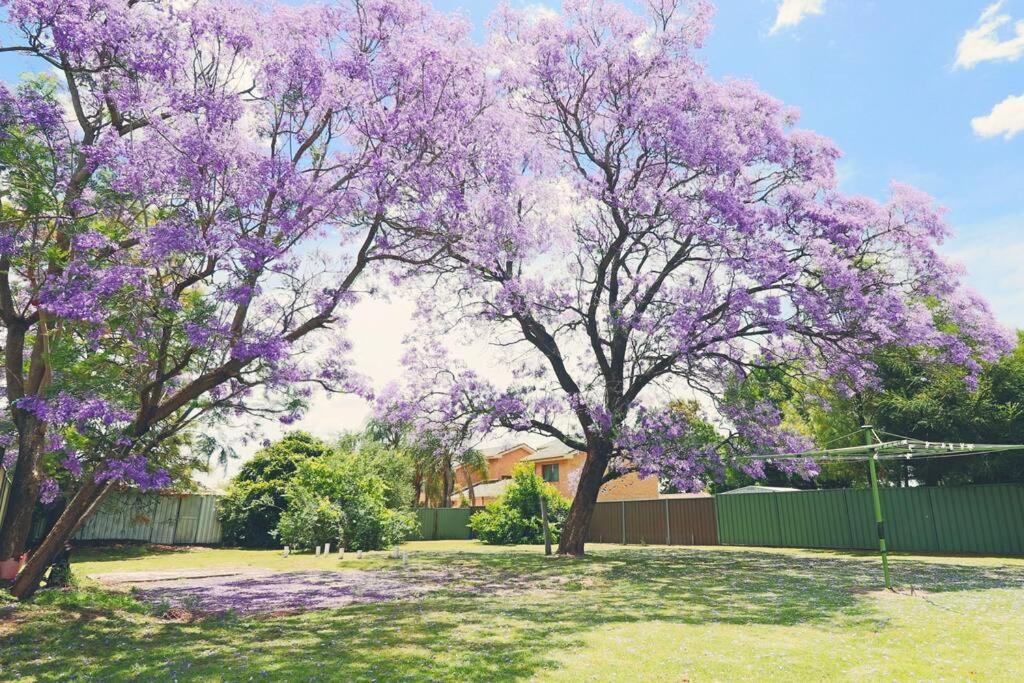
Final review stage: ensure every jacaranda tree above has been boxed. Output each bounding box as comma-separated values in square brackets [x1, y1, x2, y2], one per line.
[0, 0, 486, 598]
[390, 0, 1013, 555]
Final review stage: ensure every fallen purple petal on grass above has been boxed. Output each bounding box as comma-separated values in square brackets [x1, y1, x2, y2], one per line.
[99, 569, 468, 615]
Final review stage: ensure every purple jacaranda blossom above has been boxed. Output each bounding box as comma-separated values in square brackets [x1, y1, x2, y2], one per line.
[97, 456, 171, 491]
[0, 0, 497, 568]
[39, 478, 60, 505]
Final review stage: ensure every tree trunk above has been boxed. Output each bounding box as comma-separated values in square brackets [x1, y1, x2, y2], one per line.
[412, 473, 423, 508]
[0, 423, 44, 560]
[466, 470, 477, 508]
[557, 446, 608, 556]
[441, 460, 453, 508]
[10, 476, 111, 600]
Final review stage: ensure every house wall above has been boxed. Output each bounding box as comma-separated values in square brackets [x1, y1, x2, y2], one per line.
[486, 446, 535, 480]
[530, 453, 662, 502]
[453, 445, 535, 492]
[531, 457, 580, 499]
[598, 471, 662, 501]
[449, 446, 662, 506]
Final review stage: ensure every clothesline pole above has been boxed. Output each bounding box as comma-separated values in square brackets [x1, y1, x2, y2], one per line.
[864, 425, 892, 590]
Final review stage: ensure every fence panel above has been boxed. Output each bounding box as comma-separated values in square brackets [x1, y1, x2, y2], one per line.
[74, 491, 223, 545]
[927, 484, 1024, 555]
[173, 495, 203, 544]
[410, 508, 475, 540]
[714, 484, 1024, 556]
[666, 498, 719, 545]
[624, 500, 666, 545]
[77, 492, 158, 542]
[587, 501, 624, 543]
[881, 487, 938, 553]
[193, 495, 223, 544]
[587, 498, 719, 545]
[715, 493, 783, 547]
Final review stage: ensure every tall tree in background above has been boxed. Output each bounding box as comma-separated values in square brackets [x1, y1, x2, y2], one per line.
[375, 347, 492, 507]
[218, 431, 330, 548]
[0, 0, 486, 598]
[765, 331, 1024, 488]
[397, 0, 1012, 555]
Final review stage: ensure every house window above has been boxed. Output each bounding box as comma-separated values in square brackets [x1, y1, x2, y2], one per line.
[542, 464, 560, 483]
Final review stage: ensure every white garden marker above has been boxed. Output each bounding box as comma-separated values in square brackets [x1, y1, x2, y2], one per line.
[357, 550, 363, 560]
[315, 545, 321, 556]
[324, 542, 331, 555]
[283, 546, 290, 557]
[338, 547, 344, 559]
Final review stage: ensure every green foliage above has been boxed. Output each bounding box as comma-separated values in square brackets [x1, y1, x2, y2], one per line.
[336, 436, 416, 510]
[469, 464, 570, 544]
[275, 487, 345, 551]
[734, 331, 1024, 488]
[277, 454, 418, 551]
[218, 432, 331, 547]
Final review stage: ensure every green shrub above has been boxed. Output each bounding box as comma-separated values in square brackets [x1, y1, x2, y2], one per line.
[218, 432, 331, 547]
[276, 455, 419, 551]
[469, 463, 570, 545]
[275, 487, 345, 550]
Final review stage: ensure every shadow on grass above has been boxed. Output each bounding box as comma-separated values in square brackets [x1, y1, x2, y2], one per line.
[4, 546, 1024, 681]
[72, 543, 200, 563]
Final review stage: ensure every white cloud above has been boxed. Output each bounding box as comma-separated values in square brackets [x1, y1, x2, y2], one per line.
[947, 230, 1024, 331]
[522, 3, 559, 23]
[971, 93, 1024, 138]
[769, 0, 825, 35]
[955, 1, 1024, 69]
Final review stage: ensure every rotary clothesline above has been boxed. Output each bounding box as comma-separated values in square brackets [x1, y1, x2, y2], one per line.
[743, 426, 1024, 590]
[746, 430, 1024, 464]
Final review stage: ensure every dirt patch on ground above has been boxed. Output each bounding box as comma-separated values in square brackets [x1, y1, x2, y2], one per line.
[95, 564, 566, 615]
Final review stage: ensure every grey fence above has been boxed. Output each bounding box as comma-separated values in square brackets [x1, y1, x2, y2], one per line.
[74, 490, 223, 545]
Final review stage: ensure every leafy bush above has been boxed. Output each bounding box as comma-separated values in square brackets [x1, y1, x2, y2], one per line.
[275, 487, 345, 550]
[469, 464, 570, 545]
[276, 455, 418, 551]
[218, 432, 331, 547]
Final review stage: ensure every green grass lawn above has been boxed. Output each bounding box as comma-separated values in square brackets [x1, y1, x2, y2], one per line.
[3, 541, 1024, 681]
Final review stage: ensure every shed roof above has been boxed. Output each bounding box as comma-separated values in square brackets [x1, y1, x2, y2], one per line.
[719, 485, 800, 495]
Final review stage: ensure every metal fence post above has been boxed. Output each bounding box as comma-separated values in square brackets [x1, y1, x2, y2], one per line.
[621, 501, 626, 545]
[664, 499, 671, 545]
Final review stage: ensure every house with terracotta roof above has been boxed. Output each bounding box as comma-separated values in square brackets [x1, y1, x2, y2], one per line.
[451, 439, 664, 506]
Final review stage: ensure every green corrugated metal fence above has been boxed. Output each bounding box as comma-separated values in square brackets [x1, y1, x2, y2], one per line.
[408, 507, 479, 540]
[715, 483, 1024, 556]
[75, 491, 223, 545]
